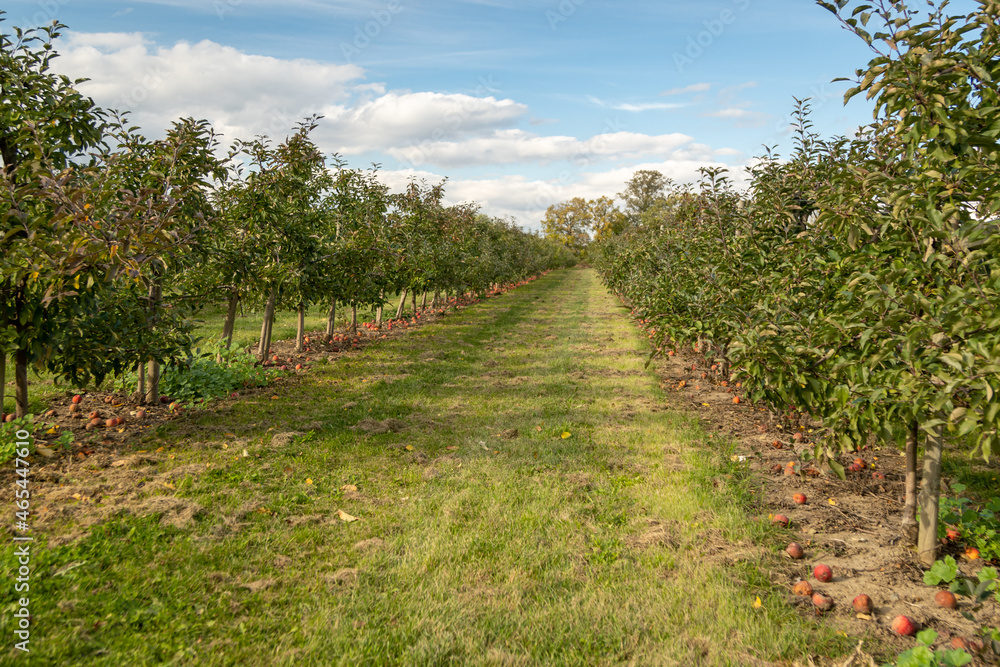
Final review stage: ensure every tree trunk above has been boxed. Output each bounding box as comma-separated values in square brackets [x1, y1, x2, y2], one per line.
[350, 305, 358, 336]
[144, 357, 160, 406]
[296, 304, 306, 353]
[376, 305, 383, 328]
[433, 291, 440, 308]
[137, 361, 145, 399]
[325, 300, 337, 342]
[411, 291, 417, 317]
[218, 292, 240, 363]
[917, 424, 944, 566]
[901, 421, 919, 545]
[14, 347, 28, 419]
[144, 282, 163, 405]
[421, 292, 427, 310]
[257, 288, 277, 360]
[395, 289, 408, 320]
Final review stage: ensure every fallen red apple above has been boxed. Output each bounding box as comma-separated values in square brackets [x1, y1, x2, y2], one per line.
[950, 637, 984, 653]
[871, 471, 886, 480]
[69, 403, 80, 414]
[812, 593, 834, 612]
[4, 414, 14, 423]
[272, 355, 280, 362]
[852, 594, 873, 614]
[771, 514, 790, 527]
[136, 409, 146, 419]
[732, 396, 741, 404]
[105, 418, 115, 428]
[786, 542, 804, 559]
[295, 364, 303, 370]
[813, 564, 833, 582]
[792, 580, 813, 596]
[945, 527, 960, 541]
[934, 590, 957, 609]
[72, 395, 82, 404]
[891, 615, 916, 636]
[793, 432, 804, 442]
[793, 493, 807, 505]
[965, 547, 980, 560]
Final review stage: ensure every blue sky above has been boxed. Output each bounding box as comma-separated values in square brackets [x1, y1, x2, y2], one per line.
[5, 0, 883, 228]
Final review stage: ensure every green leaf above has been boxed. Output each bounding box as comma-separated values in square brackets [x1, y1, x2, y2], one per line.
[924, 556, 958, 585]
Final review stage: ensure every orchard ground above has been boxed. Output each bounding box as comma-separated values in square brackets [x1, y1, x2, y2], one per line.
[1, 268, 996, 665]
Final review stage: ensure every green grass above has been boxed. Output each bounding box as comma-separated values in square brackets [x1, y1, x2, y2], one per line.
[1, 295, 407, 416]
[3, 270, 858, 665]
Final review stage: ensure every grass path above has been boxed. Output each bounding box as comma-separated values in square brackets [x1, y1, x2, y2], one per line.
[3, 268, 850, 665]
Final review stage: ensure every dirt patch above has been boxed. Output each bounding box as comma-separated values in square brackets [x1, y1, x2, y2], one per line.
[134, 496, 204, 529]
[353, 538, 386, 552]
[353, 418, 407, 434]
[627, 519, 681, 550]
[326, 568, 359, 586]
[648, 344, 1000, 654]
[270, 431, 304, 447]
[240, 578, 276, 594]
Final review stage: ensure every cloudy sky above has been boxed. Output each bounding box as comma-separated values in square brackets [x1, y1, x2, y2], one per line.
[5, 0, 882, 229]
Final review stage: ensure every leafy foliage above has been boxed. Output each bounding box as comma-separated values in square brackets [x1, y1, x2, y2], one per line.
[882, 629, 972, 667]
[591, 0, 1000, 561]
[940, 483, 1000, 562]
[114, 344, 279, 404]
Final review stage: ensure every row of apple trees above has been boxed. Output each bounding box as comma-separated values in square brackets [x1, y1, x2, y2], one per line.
[592, 0, 999, 566]
[1, 16, 574, 419]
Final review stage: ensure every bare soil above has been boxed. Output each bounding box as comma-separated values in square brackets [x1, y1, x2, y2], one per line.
[650, 341, 1000, 661]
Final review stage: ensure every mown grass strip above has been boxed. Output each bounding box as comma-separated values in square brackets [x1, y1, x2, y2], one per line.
[2, 268, 854, 666]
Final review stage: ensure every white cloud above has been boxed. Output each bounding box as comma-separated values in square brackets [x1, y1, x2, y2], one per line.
[375, 153, 742, 231]
[61, 31, 366, 142]
[611, 102, 686, 112]
[317, 92, 527, 154]
[660, 82, 711, 95]
[705, 107, 771, 128]
[57, 31, 527, 152]
[51, 31, 749, 231]
[388, 130, 694, 169]
[588, 96, 685, 113]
